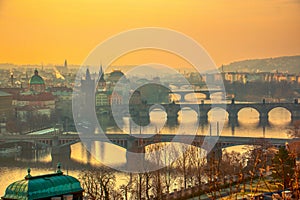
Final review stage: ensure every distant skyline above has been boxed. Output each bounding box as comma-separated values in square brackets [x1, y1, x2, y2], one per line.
[0, 0, 299, 68]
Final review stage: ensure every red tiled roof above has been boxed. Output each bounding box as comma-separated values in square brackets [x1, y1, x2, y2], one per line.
[15, 92, 56, 101]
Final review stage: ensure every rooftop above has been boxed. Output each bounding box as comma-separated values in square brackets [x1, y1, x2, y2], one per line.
[29, 70, 45, 85]
[2, 164, 83, 200]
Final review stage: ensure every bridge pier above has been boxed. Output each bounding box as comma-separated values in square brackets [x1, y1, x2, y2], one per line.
[198, 111, 208, 123]
[198, 104, 209, 123]
[165, 104, 180, 121]
[229, 122, 236, 136]
[205, 93, 210, 100]
[228, 113, 238, 124]
[166, 118, 179, 127]
[51, 145, 71, 167]
[259, 112, 269, 124]
[179, 94, 185, 102]
[291, 110, 300, 121]
[51, 136, 72, 167]
[166, 112, 179, 120]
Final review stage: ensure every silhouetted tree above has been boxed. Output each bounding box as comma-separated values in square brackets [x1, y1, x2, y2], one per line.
[272, 146, 296, 190]
[79, 167, 119, 200]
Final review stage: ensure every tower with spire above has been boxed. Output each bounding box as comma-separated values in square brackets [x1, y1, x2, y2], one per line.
[81, 68, 95, 92]
[97, 65, 106, 91]
[64, 59, 67, 68]
[80, 68, 95, 108]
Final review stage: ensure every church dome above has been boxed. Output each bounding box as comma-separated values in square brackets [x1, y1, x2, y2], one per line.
[109, 70, 125, 82]
[29, 69, 45, 85]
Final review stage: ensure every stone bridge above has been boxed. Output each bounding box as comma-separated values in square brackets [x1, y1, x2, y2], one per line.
[96, 101, 300, 123]
[129, 101, 300, 123]
[0, 134, 291, 161]
[170, 89, 224, 101]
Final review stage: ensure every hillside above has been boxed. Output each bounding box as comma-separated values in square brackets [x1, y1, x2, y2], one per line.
[221, 55, 300, 74]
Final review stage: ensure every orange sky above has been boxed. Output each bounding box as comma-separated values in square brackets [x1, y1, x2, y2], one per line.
[0, 0, 299, 67]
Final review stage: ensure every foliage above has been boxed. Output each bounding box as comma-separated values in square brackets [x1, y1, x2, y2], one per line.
[272, 146, 296, 190]
[288, 120, 300, 138]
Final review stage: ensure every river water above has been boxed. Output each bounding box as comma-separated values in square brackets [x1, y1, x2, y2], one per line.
[0, 102, 293, 196]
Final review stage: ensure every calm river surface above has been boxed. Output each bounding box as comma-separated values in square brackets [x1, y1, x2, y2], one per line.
[0, 101, 293, 195]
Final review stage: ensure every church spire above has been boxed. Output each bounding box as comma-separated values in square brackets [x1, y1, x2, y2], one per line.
[64, 59, 67, 68]
[97, 64, 106, 91]
[99, 64, 104, 81]
[86, 68, 91, 80]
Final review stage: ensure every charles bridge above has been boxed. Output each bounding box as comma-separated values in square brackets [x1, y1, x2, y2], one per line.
[98, 100, 300, 123]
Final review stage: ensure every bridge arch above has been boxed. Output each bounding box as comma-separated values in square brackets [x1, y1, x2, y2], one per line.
[267, 106, 292, 116]
[267, 106, 292, 123]
[236, 106, 260, 115]
[170, 93, 181, 102]
[177, 106, 199, 122]
[207, 106, 228, 121]
[180, 105, 199, 114]
[236, 107, 260, 123]
[149, 104, 166, 113]
[168, 84, 180, 90]
[179, 84, 192, 90]
[185, 93, 206, 102]
[210, 91, 225, 100]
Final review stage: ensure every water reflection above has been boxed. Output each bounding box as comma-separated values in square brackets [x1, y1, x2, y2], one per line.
[0, 107, 293, 195]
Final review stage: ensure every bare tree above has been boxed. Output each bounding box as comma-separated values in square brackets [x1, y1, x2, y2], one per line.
[79, 167, 119, 200]
[175, 144, 194, 189]
[205, 153, 222, 200]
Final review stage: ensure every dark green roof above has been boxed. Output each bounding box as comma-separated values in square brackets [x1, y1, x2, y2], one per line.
[2, 172, 83, 200]
[29, 75, 45, 85]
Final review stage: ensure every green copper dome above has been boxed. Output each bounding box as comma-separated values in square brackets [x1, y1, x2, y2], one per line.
[29, 69, 45, 85]
[2, 170, 83, 200]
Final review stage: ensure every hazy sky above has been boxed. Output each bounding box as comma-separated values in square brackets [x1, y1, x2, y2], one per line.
[0, 0, 299, 67]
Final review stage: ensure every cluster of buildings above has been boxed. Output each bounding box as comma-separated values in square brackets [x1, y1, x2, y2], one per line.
[0, 69, 64, 134]
[0, 60, 76, 89]
[0, 61, 75, 134]
[2, 61, 299, 134]
[185, 71, 300, 85]
[0, 64, 170, 134]
[80, 66, 170, 108]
